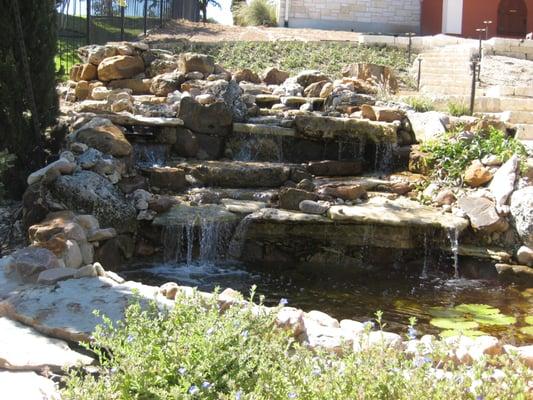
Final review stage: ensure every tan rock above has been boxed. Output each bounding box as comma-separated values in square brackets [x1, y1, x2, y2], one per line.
[276, 307, 305, 336]
[37, 268, 77, 285]
[464, 160, 493, 187]
[262, 67, 289, 85]
[178, 53, 215, 75]
[80, 63, 97, 81]
[319, 82, 334, 98]
[160, 282, 179, 300]
[319, 184, 367, 201]
[108, 78, 152, 94]
[75, 80, 90, 100]
[75, 118, 132, 157]
[304, 80, 329, 97]
[361, 104, 377, 120]
[234, 68, 261, 84]
[97, 55, 144, 82]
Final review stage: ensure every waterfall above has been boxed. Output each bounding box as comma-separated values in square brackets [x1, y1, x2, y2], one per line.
[162, 218, 235, 265]
[447, 228, 460, 278]
[420, 232, 429, 279]
[373, 143, 394, 173]
[133, 143, 167, 168]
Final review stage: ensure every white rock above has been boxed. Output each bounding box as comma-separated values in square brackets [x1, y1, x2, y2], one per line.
[406, 111, 448, 143]
[276, 307, 305, 336]
[468, 336, 502, 360]
[489, 155, 519, 214]
[27, 158, 76, 185]
[353, 331, 404, 352]
[37, 268, 77, 284]
[0, 371, 60, 400]
[339, 319, 365, 338]
[517, 246, 533, 266]
[63, 239, 83, 269]
[306, 310, 340, 328]
[504, 344, 533, 368]
[0, 317, 93, 371]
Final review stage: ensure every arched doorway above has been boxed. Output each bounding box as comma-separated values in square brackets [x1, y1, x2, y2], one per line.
[498, 0, 528, 37]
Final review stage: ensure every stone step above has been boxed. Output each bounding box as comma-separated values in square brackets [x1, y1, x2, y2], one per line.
[420, 85, 472, 96]
[515, 124, 533, 140]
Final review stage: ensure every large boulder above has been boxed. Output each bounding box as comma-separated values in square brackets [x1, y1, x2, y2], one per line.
[342, 63, 398, 92]
[233, 68, 261, 84]
[489, 155, 520, 214]
[178, 53, 215, 75]
[204, 79, 247, 122]
[457, 196, 508, 233]
[406, 111, 448, 143]
[97, 55, 144, 81]
[178, 97, 233, 136]
[510, 186, 533, 247]
[279, 188, 318, 211]
[73, 118, 132, 157]
[464, 160, 493, 187]
[296, 70, 330, 88]
[262, 67, 289, 85]
[150, 72, 185, 96]
[50, 171, 137, 233]
[2, 247, 61, 282]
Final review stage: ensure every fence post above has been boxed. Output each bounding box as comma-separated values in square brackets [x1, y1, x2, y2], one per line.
[86, 0, 91, 44]
[160, 0, 164, 28]
[470, 60, 477, 116]
[144, 0, 148, 35]
[120, 5, 125, 41]
[417, 57, 422, 91]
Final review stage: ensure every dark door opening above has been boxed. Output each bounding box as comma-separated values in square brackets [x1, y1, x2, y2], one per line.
[498, 0, 528, 37]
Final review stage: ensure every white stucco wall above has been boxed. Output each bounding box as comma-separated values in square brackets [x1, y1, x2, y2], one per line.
[277, 0, 421, 34]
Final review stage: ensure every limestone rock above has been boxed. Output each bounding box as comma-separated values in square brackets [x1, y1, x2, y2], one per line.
[80, 63, 97, 81]
[108, 78, 152, 94]
[27, 158, 77, 186]
[88, 228, 117, 242]
[457, 196, 508, 233]
[79, 44, 117, 65]
[318, 184, 367, 201]
[299, 200, 329, 215]
[279, 188, 318, 211]
[304, 80, 330, 97]
[3, 247, 61, 282]
[276, 307, 305, 336]
[406, 111, 448, 143]
[204, 79, 247, 122]
[464, 160, 493, 187]
[342, 63, 398, 92]
[75, 80, 90, 100]
[306, 310, 340, 328]
[51, 171, 138, 233]
[178, 96, 232, 136]
[0, 317, 93, 372]
[353, 331, 404, 351]
[178, 53, 215, 75]
[0, 277, 172, 342]
[0, 371, 60, 399]
[150, 72, 185, 96]
[506, 345, 533, 369]
[489, 155, 519, 214]
[308, 160, 363, 176]
[496, 263, 533, 285]
[262, 67, 289, 85]
[319, 82, 334, 98]
[37, 268, 77, 285]
[434, 189, 456, 206]
[73, 118, 132, 157]
[296, 70, 329, 88]
[510, 186, 533, 247]
[517, 246, 533, 267]
[160, 282, 179, 300]
[97, 55, 144, 81]
[234, 68, 261, 84]
[145, 167, 186, 191]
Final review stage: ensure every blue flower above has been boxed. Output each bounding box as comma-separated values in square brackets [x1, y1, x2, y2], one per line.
[188, 385, 200, 395]
[279, 298, 289, 306]
[178, 367, 187, 375]
[235, 391, 243, 400]
[206, 327, 215, 336]
[126, 334, 135, 343]
[312, 367, 321, 376]
[288, 393, 297, 399]
[202, 381, 212, 389]
[241, 330, 249, 338]
[407, 326, 418, 340]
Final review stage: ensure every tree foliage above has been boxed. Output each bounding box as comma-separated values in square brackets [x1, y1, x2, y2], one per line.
[0, 0, 58, 197]
[197, 0, 221, 23]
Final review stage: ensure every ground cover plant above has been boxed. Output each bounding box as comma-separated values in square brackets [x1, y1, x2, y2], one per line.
[62, 289, 531, 399]
[173, 41, 412, 80]
[403, 96, 434, 112]
[233, 0, 278, 27]
[419, 127, 527, 184]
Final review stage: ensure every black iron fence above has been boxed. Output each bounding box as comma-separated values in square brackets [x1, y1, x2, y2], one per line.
[56, 0, 199, 76]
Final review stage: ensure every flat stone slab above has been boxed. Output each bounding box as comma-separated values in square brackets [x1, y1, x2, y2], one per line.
[221, 199, 267, 214]
[0, 269, 32, 301]
[0, 317, 93, 372]
[74, 111, 184, 127]
[233, 123, 296, 137]
[153, 203, 241, 227]
[328, 197, 469, 231]
[0, 371, 59, 400]
[0, 277, 173, 342]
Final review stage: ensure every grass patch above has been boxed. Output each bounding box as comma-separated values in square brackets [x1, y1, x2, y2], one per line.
[62, 290, 531, 399]
[233, 0, 278, 27]
[447, 101, 470, 117]
[403, 96, 434, 112]
[174, 41, 412, 79]
[419, 127, 527, 184]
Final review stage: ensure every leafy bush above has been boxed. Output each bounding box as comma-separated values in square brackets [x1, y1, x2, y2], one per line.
[0, 150, 16, 200]
[419, 127, 527, 183]
[447, 101, 470, 117]
[234, 0, 277, 27]
[174, 41, 411, 79]
[62, 290, 531, 399]
[404, 96, 434, 112]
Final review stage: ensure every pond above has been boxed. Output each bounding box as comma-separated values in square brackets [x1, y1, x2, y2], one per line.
[124, 257, 533, 345]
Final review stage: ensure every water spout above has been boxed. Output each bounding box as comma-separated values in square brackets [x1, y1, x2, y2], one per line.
[447, 228, 460, 278]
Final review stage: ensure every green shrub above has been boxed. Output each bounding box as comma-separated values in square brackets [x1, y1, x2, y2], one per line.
[447, 101, 470, 117]
[419, 127, 527, 183]
[404, 96, 434, 112]
[234, 0, 277, 27]
[62, 289, 531, 399]
[0, 150, 16, 200]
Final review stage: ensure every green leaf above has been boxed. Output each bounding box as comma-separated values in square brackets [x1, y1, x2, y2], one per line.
[439, 329, 486, 338]
[524, 316, 533, 325]
[427, 307, 463, 319]
[429, 318, 479, 330]
[472, 314, 516, 326]
[454, 304, 500, 316]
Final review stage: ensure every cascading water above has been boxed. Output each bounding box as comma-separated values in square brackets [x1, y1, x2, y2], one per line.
[227, 216, 253, 259]
[447, 228, 460, 278]
[373, 143, 394, 173]
[162, 218, 236, 265]
[420, 232, 430, 279]
[133, 143, 167, 168]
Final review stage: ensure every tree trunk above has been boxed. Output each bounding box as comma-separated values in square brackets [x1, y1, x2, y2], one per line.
[10, 0, 43, 158]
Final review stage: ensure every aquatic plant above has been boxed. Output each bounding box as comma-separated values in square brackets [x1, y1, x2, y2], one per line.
[62, 293, 531, 399]
[429, 303, 517, 338]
